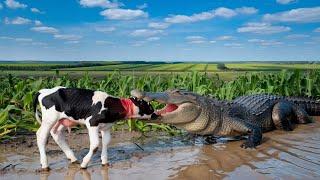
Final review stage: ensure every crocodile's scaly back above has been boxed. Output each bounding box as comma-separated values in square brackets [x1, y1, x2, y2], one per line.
[285, 96, 320, 116]
[233, 94, 283, 116]
[234, 94, 320, 116]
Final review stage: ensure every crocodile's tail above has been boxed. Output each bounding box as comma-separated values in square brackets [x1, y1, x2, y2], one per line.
[286, 96, 320, 116]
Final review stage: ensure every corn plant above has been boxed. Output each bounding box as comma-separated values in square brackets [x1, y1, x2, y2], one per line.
[0, 70, 319, 141]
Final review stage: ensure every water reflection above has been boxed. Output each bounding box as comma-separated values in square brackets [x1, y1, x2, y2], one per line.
[38, 166, 109, 180]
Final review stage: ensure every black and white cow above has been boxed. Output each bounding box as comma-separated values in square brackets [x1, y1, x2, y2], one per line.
[33, 86, 154, 170]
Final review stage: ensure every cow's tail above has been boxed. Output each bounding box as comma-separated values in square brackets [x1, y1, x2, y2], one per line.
[33, 92, 42, 124]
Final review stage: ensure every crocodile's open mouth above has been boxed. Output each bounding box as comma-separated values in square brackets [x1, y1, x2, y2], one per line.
[130, 89, 198, 121]
[155, 103, 179, 116]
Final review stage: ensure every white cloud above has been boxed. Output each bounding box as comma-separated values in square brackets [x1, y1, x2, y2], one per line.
[0, 3, 3, 9]
[276, 0, 295, 5]
[96, 40, 113, 45]
[65, 41, 80, 44]
[248, 39, 265, 43]
[34, 20, 42, 26]
[146, 37, 160, 41]
[31, 42, 47, 46]
[54, 34, 82, 41]
[148, 22, 170, 29]
[164, 7, 249, 24]
[314, 27, 320, 32]
[95, 26, 116, 33]
[237, 22, 291, 34]
[4, 17, 31, 25]
[31, 8, 44, 14]
[130, 29, 163, 37]
[165, 10, 216, 24]
[131, 41, 146, 47]
[185, 36, 207, 44]
[79, 0, 121, 8]
[216, 35, 234, 40]
[215, 7, 237, 18]
[260, 41, 283, 46]
[248, 39, 283, 46]
[31, 26, 59, 34]
[185, 36, 206, 41]
[224, 43, 242, 47]
[0, 36, 39, 44]
[100, 8, 148, 20]
[15, 38, 32, 42]
[5, 0, 27, 9]
[286, 34, 310, 39]
[137, 3, 147, 9]
[0, 36, 14, 40]
[263, 7, 320, 23]
[235, 7, 258, 15]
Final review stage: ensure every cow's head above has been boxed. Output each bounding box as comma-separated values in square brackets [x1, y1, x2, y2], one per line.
[129, 96, 155, 118]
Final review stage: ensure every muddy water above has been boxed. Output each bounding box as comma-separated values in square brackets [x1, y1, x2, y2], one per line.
[1, 117, 320, 180]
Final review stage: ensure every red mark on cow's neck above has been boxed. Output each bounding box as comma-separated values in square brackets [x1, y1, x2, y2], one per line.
[120, 98, 135, 118]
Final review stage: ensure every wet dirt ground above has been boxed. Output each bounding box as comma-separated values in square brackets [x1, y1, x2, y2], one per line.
[1, 117, 320, 180]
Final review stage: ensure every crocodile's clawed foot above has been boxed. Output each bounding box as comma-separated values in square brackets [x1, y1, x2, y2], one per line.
[240, 141, 257, 149]
[204, 136, 217, 144]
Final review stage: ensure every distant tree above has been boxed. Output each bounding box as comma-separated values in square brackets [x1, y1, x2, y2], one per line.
[217, 63, 228, 70]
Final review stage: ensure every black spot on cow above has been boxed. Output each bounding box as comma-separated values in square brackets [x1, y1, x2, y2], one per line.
[42, 88, 102, 120]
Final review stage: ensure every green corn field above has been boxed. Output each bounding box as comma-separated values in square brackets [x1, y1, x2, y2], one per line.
[0, 70, 319, 141]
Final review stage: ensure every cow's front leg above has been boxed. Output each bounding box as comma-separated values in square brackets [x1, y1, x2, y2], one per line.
[81, 125, 100, 169]
[101, 129, 111, 166]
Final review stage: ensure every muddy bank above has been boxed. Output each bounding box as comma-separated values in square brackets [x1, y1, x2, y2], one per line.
[1, 117, 320, 180]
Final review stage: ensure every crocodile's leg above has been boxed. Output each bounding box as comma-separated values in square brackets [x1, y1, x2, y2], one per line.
[272, 101, 311, 131]
[224, 117, 262, 149]
[272, 101, 295, 131]
[292, 105, 312, 124]
[203, 135, 217, 144]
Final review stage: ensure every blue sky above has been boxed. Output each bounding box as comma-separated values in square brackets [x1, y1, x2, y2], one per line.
[0, 0, 319, 61]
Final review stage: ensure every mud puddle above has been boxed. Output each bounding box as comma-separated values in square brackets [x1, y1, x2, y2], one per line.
[1, 117, 320, 180]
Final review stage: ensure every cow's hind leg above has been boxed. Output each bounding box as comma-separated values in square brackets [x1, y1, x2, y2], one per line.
[101, 129, 111, 166]
[36, 115, 57, 170]
[50, 124, 78, 163]
[80, 125, 99, 169]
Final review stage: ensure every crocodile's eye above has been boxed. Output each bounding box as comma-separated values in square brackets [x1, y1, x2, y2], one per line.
[172, 90, 181, 95]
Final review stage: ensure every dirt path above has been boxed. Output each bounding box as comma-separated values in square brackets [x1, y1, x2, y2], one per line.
[1, 117, 320, 180]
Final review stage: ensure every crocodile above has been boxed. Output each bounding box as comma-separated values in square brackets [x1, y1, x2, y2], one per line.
[131, 89, 320, 148]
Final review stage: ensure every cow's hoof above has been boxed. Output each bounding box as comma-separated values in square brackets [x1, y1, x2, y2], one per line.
[37, 167, 50, 172]
[102, 163, 111, 167]
[71, 160, 80, 164]
[80, 166, 87, 169]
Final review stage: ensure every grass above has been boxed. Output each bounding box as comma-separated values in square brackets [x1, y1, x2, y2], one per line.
[226, 63, 320, 71]
[0, 69, 319, 141]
